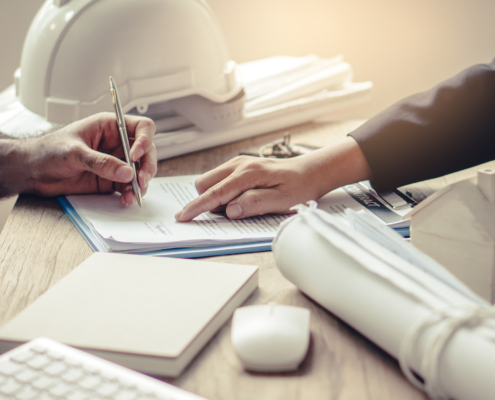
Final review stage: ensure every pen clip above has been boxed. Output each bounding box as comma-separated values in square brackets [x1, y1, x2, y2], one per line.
[109, 77, 125, 127]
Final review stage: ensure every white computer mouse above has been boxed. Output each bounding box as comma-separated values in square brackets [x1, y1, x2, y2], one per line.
[231, 302, 310, 372]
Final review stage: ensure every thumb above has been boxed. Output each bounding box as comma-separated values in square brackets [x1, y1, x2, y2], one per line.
[225, 188, 292, 219]
[80, 147, 134, 183]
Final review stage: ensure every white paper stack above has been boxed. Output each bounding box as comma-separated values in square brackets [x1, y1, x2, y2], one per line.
[62, 175, 290, 257]
[0, 55, 371, 160]
[273, 202, 495, 400]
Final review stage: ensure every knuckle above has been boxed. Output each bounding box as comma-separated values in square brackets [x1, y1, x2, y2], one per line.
[91, 112, 114, 127]
[202, 185, 227, 208]
[207, 185, 226, 201]
[240, 160, 265, 173]
[194, 176, 208, 194]
[141, 117, 156, 131]
[231, 155, 248, 164]
[95, 154, 113, 173]
[243, 191, 265, 213]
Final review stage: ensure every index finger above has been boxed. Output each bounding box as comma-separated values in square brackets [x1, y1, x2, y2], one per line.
[124, 115, 156, 162]
[175, 172, 256, 222]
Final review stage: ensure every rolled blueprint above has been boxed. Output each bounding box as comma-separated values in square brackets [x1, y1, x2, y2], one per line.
[272, 202, 495, 400]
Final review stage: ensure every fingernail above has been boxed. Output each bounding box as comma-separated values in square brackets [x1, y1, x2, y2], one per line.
[133, 148, 144, 161]
[175, 210, 183, 221]
[116, 165, 133, 181]
[227, 203, 243, 218]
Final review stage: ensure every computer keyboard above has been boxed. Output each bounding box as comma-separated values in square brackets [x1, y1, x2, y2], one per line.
[0, 337, 206, 400]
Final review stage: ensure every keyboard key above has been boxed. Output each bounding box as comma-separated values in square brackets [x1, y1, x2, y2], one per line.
[0, 377, 21, 395]
[49, 382, 73, 397]
[30, 344, 48, 354]
[14, 386, 39, 400]
[100, 369, 118, 381]
[11, 351, 35, 364]
[15, 369, 40, 383]
[38, 393, 58, 400]
[82, 363, 99, 374]
[44, 362, 67, 376]
[61, 368, 84, 383]
[66, 391, 90, 400]
[65, 357, 82, 368]
[114, 391, 138, 400]
[27, 355, 51, 369]
[136, 384, 154, 395]
[31, 375, 58, 390]
[96, 382, 119, 396]
[47, 350, 64, 361]
[78, 375, 101, 390]
[0, 360, 23, 376]
[119, 377, 138, 390]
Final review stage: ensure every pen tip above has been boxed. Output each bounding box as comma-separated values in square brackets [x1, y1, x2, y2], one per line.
[137, 193, 142, 207]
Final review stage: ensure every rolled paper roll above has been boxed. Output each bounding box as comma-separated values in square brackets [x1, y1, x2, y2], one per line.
[272, 202, 495, 400]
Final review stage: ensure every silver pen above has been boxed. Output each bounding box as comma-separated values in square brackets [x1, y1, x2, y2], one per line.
[109, 76, 142, 207]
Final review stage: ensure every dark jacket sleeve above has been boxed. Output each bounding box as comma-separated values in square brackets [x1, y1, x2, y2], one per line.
[348, 58, 495, 192]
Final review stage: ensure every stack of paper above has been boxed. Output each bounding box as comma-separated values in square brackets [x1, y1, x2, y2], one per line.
[0, 55, 371, 160]
[60, 176, 413, 259]
[61, 175, 290, 258]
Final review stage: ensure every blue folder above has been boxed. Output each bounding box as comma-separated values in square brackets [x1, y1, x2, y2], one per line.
[58, 197, 272, 259]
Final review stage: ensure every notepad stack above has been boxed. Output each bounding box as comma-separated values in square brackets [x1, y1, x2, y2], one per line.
[0, 253, 259, 377]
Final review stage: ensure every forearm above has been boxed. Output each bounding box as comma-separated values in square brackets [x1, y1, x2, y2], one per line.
[350, 58, 495, 191]
[0, 138, 32, 198]
[296, 136, 373, 199]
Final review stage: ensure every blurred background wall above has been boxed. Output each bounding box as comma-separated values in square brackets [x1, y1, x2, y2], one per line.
[1, 0, 494, 118]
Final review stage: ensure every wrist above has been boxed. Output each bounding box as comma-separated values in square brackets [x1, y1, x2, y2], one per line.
[0, 139, 34, 198]
[298, 136, 373, 198]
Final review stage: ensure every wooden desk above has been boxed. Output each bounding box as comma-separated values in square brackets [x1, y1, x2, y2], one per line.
[1, 119, 490, 400]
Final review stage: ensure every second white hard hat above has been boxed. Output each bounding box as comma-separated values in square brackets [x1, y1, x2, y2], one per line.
[15, 0, 244, 130]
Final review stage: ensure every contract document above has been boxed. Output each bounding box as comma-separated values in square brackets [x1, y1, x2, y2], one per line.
[62, 176, 413, 257]
[65, 176, 289, 254]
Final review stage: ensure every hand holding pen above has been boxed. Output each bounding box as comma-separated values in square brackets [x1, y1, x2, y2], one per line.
[110, 76, 156, 207]
[6, 112, 157, 202]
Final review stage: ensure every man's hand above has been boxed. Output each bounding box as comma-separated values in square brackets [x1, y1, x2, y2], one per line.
[1, 112, 157, 206]
[175, 137, 373, 221]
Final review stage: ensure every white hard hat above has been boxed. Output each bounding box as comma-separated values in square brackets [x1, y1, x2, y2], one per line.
[15, 0, 244, 131]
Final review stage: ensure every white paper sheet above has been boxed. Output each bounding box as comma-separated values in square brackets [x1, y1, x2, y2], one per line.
[317, 182, 412, 230]
[67, 176, 289, 251]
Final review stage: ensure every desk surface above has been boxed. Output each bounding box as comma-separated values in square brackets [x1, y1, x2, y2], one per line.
[1, 119, 489, 400]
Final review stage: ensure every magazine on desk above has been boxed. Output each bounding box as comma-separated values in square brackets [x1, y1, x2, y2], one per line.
[59, 176, 414, 258]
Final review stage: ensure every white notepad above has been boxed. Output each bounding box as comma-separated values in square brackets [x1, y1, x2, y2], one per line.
[0, 253, 258, 377]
